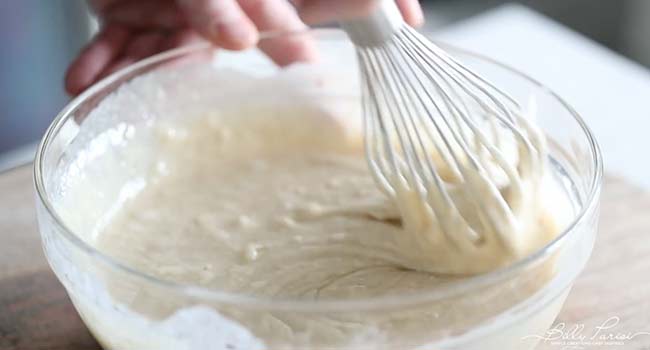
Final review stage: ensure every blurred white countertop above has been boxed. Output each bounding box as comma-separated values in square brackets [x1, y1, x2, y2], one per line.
[433, 4, 650, 189]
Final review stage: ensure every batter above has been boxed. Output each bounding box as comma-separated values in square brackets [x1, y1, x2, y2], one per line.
[56, 61, 575, 349]
[96, 103, 565, 300]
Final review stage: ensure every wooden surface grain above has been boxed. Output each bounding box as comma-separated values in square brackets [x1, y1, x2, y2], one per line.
[0, 165, 649, 349]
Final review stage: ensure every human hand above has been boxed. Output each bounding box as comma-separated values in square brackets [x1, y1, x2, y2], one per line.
[65, 0, 424, 96]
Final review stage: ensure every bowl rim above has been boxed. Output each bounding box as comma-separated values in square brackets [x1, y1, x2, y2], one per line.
[33, 28, 603, 312]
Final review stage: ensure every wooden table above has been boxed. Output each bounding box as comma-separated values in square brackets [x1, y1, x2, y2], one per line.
[1, 165, 649, 349]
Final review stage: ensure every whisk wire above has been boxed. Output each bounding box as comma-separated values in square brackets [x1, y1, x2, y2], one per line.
[344, 5, 545, 258]
[379, 44, 482, 249]
[360, 55, 397, 197]
[399, 29, 529, 205]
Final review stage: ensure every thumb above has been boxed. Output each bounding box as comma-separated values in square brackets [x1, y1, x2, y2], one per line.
[296, 0, 423, 27]
[296, 0, 378, 24]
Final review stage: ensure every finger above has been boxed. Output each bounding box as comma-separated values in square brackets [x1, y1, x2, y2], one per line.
[396, 0, 424, 27]
[238, 0, 317, 66]
[98, 32, 166, 80]
[297, 0, 377, 24]
[65, 24, 130, 95]
[123, 32, 167, 60]
[159, 29, 215, 70]
[103, 0, 186, 29]
[177, 0, 258, 50]
[160, 28, 207, 51]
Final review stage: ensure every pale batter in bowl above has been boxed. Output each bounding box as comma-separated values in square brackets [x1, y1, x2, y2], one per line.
[60, 60, 570, 348]
[35, 32, 602, 350]
[94, 65, 571, 299]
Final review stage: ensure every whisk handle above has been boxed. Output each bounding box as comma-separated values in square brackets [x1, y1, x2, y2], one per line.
[339, 0, 405, 47]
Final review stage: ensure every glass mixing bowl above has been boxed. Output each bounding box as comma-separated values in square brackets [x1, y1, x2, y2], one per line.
[34, 29, 602, 350]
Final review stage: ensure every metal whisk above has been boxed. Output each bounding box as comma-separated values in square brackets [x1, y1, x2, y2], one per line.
[340, 0, 546, 259]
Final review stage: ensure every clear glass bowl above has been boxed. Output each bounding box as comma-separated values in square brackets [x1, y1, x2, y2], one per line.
[34, 29, 602, 350]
